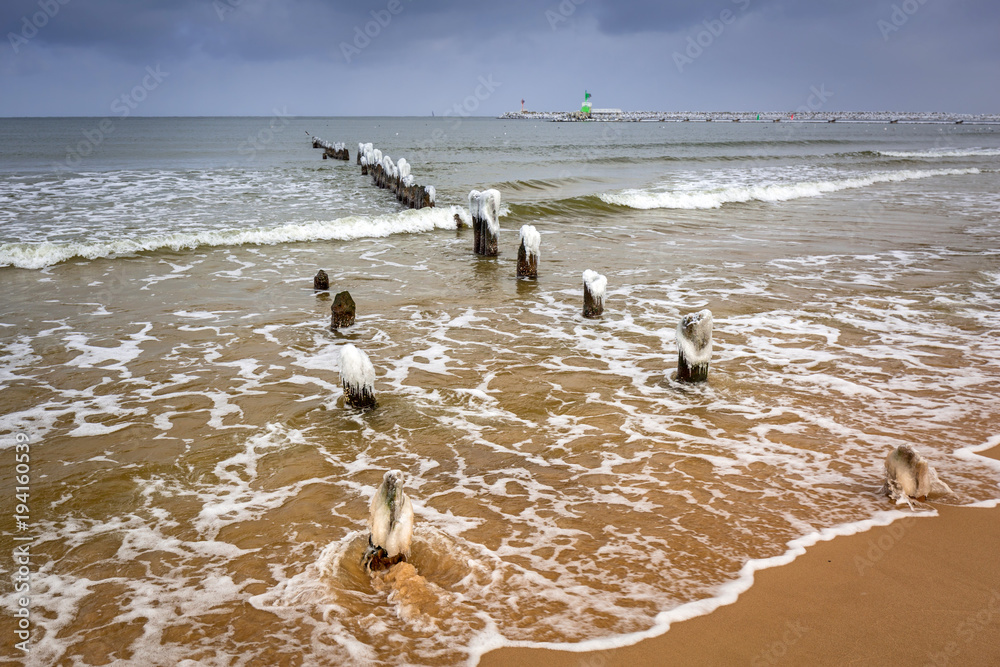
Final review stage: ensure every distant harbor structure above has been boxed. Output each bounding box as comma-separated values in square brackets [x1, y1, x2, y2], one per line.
[499, 109, 1000, 124]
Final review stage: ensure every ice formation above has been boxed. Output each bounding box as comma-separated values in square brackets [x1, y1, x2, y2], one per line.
[880, 444, 953, 507]
[354, 144, 435, 209]
[479, 189, 501, 235]
[367, 470, 415, 559]
[339, 343, 376, 409]
[519, 224, 540, 259]
[583, 270, 607, 304]
[677, 309, 714, 366]
[468, 189, 482, 220]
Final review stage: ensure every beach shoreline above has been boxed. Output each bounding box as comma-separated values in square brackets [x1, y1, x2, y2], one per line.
[478, 445, 1000, 666]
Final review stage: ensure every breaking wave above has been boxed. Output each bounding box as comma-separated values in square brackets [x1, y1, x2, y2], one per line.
[877, 148, 1000, 159]
[0, 205, 465, 270]
[600, 168, 984, 210]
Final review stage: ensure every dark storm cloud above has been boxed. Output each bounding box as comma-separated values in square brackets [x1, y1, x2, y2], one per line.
[1, 0, 998, 114]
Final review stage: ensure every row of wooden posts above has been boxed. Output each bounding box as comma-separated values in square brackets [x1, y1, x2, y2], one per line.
[359, 142, 436, 210]
[312, 186, 714, 410]
[309, 134, 350, 160]
[300, 143, 713, 407]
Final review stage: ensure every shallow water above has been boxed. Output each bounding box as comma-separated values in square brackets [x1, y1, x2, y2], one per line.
[1, 117, 1000, 665]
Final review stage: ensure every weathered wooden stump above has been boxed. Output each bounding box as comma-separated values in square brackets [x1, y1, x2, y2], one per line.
[517, 225, 540, 278]
[313, 269, 329, 291]
[339, 343, 376, 410]
[676, 309, 713, 382]
[582, 270, 606, 318]
[331, 290, 356, 329]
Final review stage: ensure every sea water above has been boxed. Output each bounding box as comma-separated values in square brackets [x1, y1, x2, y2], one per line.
[1, 117, 999, 665]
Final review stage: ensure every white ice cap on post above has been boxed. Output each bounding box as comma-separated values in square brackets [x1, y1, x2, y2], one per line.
[583, 270, 607, 301]
[480, 189, 501, 235]
[519, 224, 541, 259]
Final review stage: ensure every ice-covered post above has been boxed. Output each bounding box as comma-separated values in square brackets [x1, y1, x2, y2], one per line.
[357, 142, 363, 165]
[676, 309, 713, 382]
[468, 190, 482, 253]
[339, 344, 377, 410]
[313, 269, 329, 291]
[468, 189, 500, 256]
[517, 225, 540, 278]
[331, 291, 356, 329]
[363, 470, 414, 572]
[582, 270, 606, 318]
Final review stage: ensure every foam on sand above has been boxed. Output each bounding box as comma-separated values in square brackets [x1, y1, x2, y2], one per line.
[600, 168, 984, 210]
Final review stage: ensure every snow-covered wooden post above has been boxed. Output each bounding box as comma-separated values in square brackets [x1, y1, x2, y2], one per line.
[676, 309, 713, 382]
[363, 470, 414, 572]
[340, 344, 377, 410]
[469, 189, 500, 256]
[517, 225, 540, 278]
[468, 190, 482, 253]
[357, 143, 363, 165]
[313, 269, 329, 291]
[582, 270, 606, 318]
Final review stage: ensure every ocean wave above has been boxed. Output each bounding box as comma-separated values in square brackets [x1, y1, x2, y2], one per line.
[877, 148, 1000, 159]
[0, 205, 464, 270]
[599, 168, 983, 210]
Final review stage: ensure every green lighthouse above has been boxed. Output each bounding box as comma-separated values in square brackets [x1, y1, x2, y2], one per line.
[581, 90, 592, 115]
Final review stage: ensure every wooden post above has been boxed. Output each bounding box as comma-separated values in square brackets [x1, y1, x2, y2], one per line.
[468, 189, 482, 254]
[676, 309, 713, 382]
[517, 225, 539, 278]
[339, 343, 377, 411]
[331, 290, 356, 329]
[362, 469, 414, 572]
[582, 270, 606, 318]
[313, 269, 329, 291]
[469, 189, 500, 256]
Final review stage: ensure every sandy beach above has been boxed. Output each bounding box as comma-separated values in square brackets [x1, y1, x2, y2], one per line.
[481, 446, 1000, 667]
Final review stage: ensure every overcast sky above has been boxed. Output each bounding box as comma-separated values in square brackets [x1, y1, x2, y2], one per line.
[1, 0, 997, 116]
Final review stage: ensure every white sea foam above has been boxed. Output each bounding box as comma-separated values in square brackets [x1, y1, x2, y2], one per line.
[0, 206, 465, 269]
[600, 168, 983, 210]
[469, 509, 930, 661]
[877, 148, 1000, 159]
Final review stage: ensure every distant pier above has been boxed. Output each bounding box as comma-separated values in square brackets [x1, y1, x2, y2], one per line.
[498, 110, 1000, 124]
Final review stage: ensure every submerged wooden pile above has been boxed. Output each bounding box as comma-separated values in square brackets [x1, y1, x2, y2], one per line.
[358, 143, 436, 210]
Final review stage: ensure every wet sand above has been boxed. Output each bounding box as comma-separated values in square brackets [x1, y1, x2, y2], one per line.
[480, 446, 1000, 667]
